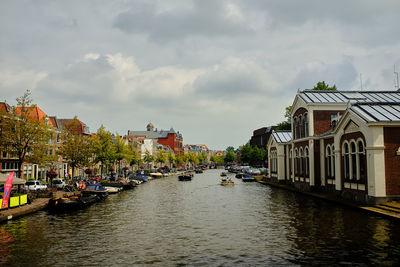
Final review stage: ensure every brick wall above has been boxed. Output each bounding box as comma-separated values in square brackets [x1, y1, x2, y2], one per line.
[384, 127, 400, 195]
[313, 110, 343, 135]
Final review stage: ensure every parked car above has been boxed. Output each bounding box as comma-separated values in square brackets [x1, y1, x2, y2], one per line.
[25, 180, 47, 191]
[52, 178, 66, 189]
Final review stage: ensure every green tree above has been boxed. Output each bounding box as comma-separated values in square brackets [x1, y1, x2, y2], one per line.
[198, 152, 207, 164]
[250, 146, 263, 166]
[276, 105, 292, 130]
[143, 150, 154, 169]
[59, 118, 92, 179]
[311, 81, 337, 91]
[226, 146, 235, 153]
[240, 143, 252, 164]
[113, 134, 130, 174]
[167, 152, 176, 168]
[92, 125, 115, 174]
[224, 151, 236, 164]
[156, 151, 167, 167]
[0, 90, 52, 178]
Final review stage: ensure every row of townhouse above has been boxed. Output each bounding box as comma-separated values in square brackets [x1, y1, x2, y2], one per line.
[0, 102, 89, 179]
[267, 90, 400, 205]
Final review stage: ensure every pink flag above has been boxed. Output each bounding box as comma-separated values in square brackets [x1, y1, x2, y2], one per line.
[1, 172, 15, 209]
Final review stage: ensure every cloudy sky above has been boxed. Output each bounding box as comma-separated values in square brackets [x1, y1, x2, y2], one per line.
[1, 0, 399, 149]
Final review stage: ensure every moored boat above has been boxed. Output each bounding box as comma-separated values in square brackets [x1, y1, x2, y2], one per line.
[81, 184, 109, 199]
[48, 194, 99, 211]
[220, 172, 227, 177]
[178, 174, 193, 181]
[235, 173, 243, 179]
[242, 174, 255, 182]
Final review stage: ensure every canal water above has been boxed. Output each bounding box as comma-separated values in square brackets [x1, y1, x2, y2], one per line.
[1, 169, 400, 266]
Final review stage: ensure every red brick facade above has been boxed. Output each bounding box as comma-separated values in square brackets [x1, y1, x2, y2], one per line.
[158, 133, 183, 153]
[313, 110, 343, 135]
[384, 127, 400, 195]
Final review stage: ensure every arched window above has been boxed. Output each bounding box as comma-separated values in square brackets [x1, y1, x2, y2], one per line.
[358, 140, 365, 182]
[299, 115, 303, 138]
[351, 141, 357, 180]
[294, 149, 298, 176]
[304, 113, 309, 137]
[293, 117, 298, 139]
[305, 147, 309, 177]
[343, 142, 350, 180]
[326, 145, 331, 178]
[299, 148, 303, 177]
[289, 149, 293, 175]
[331, 145, 335, 178]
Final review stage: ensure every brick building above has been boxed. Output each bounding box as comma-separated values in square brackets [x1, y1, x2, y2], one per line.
[249, 126, 276, 149]
[267, 90, 400, 204]
[126, 123, 183, 153]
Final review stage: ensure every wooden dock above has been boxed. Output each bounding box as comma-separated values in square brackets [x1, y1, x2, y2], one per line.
[0, 198, 49, 223]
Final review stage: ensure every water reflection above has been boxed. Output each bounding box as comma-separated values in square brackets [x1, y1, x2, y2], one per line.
[0, 169, 400, 266]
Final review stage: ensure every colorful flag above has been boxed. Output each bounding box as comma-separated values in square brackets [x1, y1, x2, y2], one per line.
[1, 172, 15, 209]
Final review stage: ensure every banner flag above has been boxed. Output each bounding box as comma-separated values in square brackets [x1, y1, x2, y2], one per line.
[1, 172, 15, 209]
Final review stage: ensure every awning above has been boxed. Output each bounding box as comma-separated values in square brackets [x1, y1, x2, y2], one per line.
[0, 173, 26, 185]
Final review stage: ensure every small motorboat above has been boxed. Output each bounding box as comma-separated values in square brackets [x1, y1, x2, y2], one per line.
[48, 194, 99, 211]
[178, 174, 193, 181]
[134, 174, 149, 183]
[220, 172, 227, 177]
[220, 178, 234, 186]
[104, 186, 122, 194]
[81, 184, 109, 199]
[242, 174, 255, 182]
[235, 173, 243, 179]
[150, 173, 163, 179]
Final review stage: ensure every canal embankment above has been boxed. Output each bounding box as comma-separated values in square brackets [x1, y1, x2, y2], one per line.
[0, 170, 191, 224]
[0, 198, 49, 223]
[255, 175, 400, 220]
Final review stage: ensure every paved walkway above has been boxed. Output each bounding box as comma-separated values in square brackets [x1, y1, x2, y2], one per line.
[0, 198, 49, 223]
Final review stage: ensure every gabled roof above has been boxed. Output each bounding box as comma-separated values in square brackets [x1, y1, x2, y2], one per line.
[298, 90, 400, 104]
[128, 128, 181, 140]
[56, 118, 88, 134]
[0, 102, 10, 114]
[15, 106, 57, 127]
[272, 130, 292, 143]
[350, 102, 400, 122]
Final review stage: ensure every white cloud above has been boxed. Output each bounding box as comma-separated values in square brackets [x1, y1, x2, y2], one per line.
[1, 0, 400, 149]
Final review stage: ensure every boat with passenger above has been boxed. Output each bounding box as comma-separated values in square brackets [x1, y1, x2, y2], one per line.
[220, 178, 234, 186]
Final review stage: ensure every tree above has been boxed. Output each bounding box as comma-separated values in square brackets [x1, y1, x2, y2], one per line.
[240, 143, 252, 164]
[311, 81, 337, 91]
[167, 152, 176, 168]
[58, 117, 92, 179]
[224, 151, 236, 164]
[0, 90, 52, 178]
[198, 152, 207, 164]
[226, 146, 235, 153]
[92, 125, 115, 174]
[113, 134, 130, 174]
[143, 150, 154, 169]
[250, 146, 263, 166]
[156, 151, 167, 167]
[276, 105, 292, 130]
